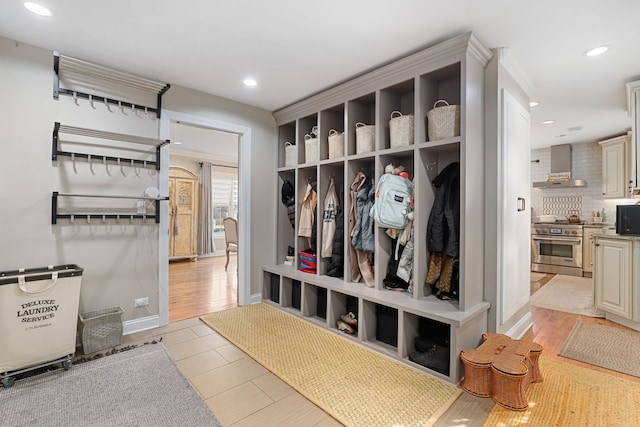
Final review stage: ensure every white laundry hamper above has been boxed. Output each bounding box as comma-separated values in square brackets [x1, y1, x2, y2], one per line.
[0, 264, 83, 386]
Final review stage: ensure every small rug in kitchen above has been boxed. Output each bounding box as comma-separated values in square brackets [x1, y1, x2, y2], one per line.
[200, 302, 461, 427]
[559, 321, 640, 378]
[529, 274, 604, 317]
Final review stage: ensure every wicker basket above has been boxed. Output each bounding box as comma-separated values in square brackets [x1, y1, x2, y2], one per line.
[355, 122, 375, 154]
[79, 306, 123, 354]
[426, 100, 460, 141]
[304, 134, 318, 163]
[284, 142, 297, 167]
[389, 111, 414, 147]
[328, 130, 344, 159]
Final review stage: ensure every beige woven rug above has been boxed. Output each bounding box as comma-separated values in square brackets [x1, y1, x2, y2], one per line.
[530, 274, 604, 317]
[483, 357, 640, 426]
[200, 303, 461, 427]
[559, 321, 640, 378]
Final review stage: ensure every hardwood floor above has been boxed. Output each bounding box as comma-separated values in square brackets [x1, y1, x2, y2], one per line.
[169, 255, 238, 322]
[524, 273, 640, 384]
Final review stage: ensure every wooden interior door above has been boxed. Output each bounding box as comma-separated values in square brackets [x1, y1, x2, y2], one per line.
[169, 166, 199, 259]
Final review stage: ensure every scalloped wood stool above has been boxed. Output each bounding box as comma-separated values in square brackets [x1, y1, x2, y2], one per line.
[460, 333, 543, 411]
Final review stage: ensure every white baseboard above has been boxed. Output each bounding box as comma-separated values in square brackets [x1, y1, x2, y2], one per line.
[123, 315, 161, 335]
[503, 312, 533, 339]
[250, 293, 262, 305]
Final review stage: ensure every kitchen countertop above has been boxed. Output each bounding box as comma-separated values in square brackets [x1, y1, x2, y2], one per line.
[593, 232, 640, 240]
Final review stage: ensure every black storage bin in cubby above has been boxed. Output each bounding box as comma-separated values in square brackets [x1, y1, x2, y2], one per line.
[317, 287, 327, 319]
[376, 305, 398, 347]
[292, 280, 301, 310]
[418, 317, 450, 347]
[346, 295, 358, 318]
[270, 275, 280, 304]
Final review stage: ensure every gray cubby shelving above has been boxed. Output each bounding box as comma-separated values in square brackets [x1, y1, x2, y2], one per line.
[265, 32, 492, 384]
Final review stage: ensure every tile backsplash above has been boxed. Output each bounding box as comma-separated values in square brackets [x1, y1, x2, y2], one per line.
[530, 142, 633, 223]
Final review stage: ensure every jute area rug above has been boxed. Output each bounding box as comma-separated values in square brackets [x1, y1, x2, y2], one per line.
[530, 274, 604, 317]
[200, 303, 461, 427]
[559, 321, 640, 378]
[0, 343, 222, 427]
[483, 357, 640, 426]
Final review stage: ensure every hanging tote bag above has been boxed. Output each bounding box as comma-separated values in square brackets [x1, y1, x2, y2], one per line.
[389, 111, 414, 147]
[0, 264, 83, 373]
[321, 178, 339, 258]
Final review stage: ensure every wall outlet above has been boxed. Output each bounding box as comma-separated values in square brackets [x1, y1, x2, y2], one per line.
[134, 297, 149, 308]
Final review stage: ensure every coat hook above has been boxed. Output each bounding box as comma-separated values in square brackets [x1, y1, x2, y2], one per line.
[70, 214, 74, 224]
[104, 98, 112, 112]
[102, 215, 106, 223]
[119, 101, 128, 115]
[86, 215, 91, 224]
[116, 214, 120, 223]
[73, 91, 79, 105]
[89, 94, 95, 109]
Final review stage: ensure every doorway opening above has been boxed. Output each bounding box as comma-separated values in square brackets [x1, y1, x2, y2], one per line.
[158, 110, 252, 325]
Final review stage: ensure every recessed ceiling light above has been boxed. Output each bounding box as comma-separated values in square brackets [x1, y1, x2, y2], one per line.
[24, 2, 53, 16]
[173, 141, 182, 145]
[243, 78, 257, 87]
[542, 120, 555, 125]
[584, 45, 609, 57]
[529, 101, 540, 107]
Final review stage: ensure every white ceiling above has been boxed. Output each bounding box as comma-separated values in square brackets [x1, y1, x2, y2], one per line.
[2, 0, 640, 149]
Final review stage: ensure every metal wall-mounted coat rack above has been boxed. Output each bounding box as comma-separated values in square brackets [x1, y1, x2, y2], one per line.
[52, 122, 170, 171]
[53, 52, 170, 117]
[51, 192, 169, 225]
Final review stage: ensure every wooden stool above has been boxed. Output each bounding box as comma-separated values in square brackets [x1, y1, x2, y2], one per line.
[460, 333, 543, 410]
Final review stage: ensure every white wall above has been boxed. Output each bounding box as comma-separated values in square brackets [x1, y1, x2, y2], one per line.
[0, 37, 277, 326]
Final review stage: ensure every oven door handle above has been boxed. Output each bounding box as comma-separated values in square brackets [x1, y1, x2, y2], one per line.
[532, 236, 582, 243]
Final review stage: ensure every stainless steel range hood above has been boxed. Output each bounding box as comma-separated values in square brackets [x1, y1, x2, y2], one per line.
[533, 144, 587, 189]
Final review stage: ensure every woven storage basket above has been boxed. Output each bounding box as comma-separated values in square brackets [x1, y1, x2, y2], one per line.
[304, 134, 318, 163]
[284, 142, 297, 167]
[328, 129, 344, 159]
[355, 122, 375, 154]
[426, 100, 460, 141]
[79, 306, 123, 354]
[389, 111, 414, 147]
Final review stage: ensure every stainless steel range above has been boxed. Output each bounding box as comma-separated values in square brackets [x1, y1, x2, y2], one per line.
[531, 222, 584, 277]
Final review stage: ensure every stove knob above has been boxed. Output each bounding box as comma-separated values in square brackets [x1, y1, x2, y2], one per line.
[572, 230, 577, 235]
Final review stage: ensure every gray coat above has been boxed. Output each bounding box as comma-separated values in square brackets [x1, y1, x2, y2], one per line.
[351, 175, 375, 253]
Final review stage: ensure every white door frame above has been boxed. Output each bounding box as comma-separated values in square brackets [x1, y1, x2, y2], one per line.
[158, 110, 252, 325]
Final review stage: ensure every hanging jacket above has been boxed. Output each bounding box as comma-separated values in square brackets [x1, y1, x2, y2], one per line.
[321, 178, 338, 258]
[351, 176, 375, 253]
[281, 179, 296, 229]
[326, 183, 344, 277]
[298, 181, 317, 248]
[349, 171, 366, 282]
[427, 162, 460, 258]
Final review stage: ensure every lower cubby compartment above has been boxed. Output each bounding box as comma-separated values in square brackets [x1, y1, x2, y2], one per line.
[282, 277, 301, 311]
[303, 283, 327, 321]
[329, 290, 359, 337]
[403, 312, 451, 376]
[362, 300, 398, 352]
[264, 271, 280, 303]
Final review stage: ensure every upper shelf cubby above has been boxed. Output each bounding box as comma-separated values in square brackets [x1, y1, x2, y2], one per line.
[52, 122, 170, 171]
[53, 52, 171, 118]
[379, 79, 416, 150]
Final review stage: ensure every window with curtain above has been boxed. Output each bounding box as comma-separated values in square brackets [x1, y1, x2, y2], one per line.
[212, 176, 238, 236]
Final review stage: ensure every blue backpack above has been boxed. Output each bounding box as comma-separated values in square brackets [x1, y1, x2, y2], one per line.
[370, 173, 413, 229]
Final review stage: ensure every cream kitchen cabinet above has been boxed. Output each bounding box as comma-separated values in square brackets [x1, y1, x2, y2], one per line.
[582, 226, 600, 277]
[598, 133, 631, 199]
[594, 235, 640, 321]
[626, 80, 640, 195]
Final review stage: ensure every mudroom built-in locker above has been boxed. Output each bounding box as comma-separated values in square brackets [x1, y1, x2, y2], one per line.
[262, 33, 532, 384]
